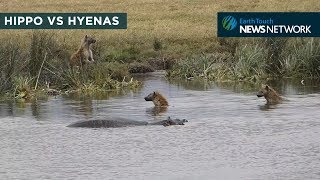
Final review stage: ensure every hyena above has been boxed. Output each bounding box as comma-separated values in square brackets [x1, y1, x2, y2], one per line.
[257, 84, 283, 104]
[70, 35, 96, 67]
[144, 91, 169, 107]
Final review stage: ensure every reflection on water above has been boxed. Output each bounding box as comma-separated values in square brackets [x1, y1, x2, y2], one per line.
[0, 71, 320, 180]
[145, 106, 168, 116]
[170, 77, 320, 95]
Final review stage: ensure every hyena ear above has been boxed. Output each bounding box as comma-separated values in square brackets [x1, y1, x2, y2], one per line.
[265, 85, 269, 91]
[153, 91, 156, 95]
[84, 35, 88, 39]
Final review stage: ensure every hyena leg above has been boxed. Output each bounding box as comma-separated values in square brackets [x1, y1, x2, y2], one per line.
[82, 56, 91, 64]
[88, 50, 95, 62]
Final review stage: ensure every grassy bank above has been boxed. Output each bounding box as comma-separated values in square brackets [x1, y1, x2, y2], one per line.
[167, 38, 320, 82]
[0, 31, 141, 99]
[0, 0, 319, 99]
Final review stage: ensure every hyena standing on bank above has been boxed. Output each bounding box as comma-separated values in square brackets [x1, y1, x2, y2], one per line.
[70, 35, 96, 67]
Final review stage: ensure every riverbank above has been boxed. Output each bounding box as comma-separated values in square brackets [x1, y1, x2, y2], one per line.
[0, 0, 319, 99]
[166, 38, 320, 82]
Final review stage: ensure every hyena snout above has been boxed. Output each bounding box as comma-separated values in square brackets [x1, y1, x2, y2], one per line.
[144, 96, 153, 101]
[257, 91, 264, 97]
[88, 39, 96, 44]
[144, 93, 155, 101]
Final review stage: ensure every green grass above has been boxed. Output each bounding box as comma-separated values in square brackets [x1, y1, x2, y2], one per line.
[167, 38, 320, 82]
[0, 31, 142, 99]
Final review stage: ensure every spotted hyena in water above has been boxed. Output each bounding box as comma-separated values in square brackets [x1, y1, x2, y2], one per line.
[144, 91, 169, 107]
[70, 35, 96, 67]
[257, 84, 282, 104]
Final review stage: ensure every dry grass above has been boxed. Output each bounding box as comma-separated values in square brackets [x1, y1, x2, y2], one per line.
[0, 0, 319, 97]
[0, 0, 319, 58]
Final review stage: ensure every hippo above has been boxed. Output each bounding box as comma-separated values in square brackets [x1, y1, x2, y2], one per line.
[67, 117, 188, 128]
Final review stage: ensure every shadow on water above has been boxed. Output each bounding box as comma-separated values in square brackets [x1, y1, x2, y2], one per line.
[266, 78, 320, 95]
[167, 78, 213, 91]
[145, 106, 168, 116]
[258, 104, 279, 111]
[169, 77, 320, 96]
[0, 88, 140, 120]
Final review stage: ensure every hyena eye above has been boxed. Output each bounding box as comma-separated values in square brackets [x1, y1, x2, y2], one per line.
[265, 85, 269, 91]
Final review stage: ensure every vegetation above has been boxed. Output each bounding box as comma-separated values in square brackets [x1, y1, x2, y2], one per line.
[1, 0, 318, 61]
[167, 38, 320, 82]
[0, 31, 141, 100]
[0, 0, 319, 99]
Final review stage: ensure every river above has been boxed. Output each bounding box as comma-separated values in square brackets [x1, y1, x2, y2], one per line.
[0, 71, 319, 179]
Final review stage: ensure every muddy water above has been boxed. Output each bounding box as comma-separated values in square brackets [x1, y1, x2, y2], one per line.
[0, 71, 320, 180]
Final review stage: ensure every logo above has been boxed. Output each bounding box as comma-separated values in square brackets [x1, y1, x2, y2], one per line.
[218, 12, 319, 37]
[222, 15, 237, 30]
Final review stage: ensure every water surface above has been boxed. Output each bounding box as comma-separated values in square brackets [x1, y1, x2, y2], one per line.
[1, 71, 320, 179]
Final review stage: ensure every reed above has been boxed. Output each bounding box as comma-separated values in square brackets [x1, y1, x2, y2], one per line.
[167, 38, 320, 82]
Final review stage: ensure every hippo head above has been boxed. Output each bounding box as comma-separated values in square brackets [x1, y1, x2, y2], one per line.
[162, 117, 188, 126]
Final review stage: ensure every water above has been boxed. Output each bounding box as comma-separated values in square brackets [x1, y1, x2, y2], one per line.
[1, 71, 320, 180]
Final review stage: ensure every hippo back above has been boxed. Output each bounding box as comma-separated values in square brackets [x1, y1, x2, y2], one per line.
[68, 119, 148, 128]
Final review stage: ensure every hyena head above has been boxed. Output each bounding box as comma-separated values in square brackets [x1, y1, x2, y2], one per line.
[257, 84, 270, 98]
[144, 92, 156, 101]
[257, 84, 281, 99]
[83, 35, 96, 45]
[257, 84, 282, 104]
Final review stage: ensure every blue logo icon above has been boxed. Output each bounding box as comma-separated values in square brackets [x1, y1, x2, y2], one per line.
[222, 16, 237, 30]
